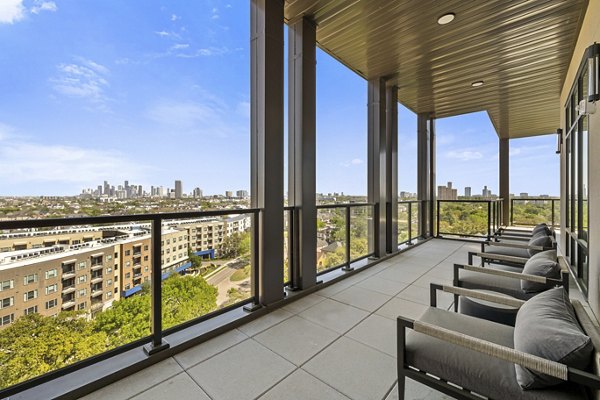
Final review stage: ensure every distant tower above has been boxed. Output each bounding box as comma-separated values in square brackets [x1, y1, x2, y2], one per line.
[465, 187, 471, 197]
[103, 180, 110, 195]
[175, 180, 183, 198]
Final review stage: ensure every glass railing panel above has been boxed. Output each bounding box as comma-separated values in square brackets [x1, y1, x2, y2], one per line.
[349, 205, 371, 261]
[411, 201, 421, 239]
[0, 220, 152, 389]
[398, 202, 409, 244]
[316, 206, 347, 273]
[437, 200, 489, 237]
[511, 198, 558, 227]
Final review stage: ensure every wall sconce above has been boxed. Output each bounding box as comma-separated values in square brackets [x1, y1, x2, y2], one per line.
[556, 128, 563, 155]
[589, 43, 599, 102]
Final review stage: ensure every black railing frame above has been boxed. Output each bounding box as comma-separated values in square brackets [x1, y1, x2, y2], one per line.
[510, 198, 560, 227]
[435, 199, 504, 240]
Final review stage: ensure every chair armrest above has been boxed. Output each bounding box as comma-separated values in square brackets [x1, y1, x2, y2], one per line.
[454, 263, 563, 286]
[431, 283, 526, 308]
[468, 251, 529, 265]
[485, 241, 543, 251]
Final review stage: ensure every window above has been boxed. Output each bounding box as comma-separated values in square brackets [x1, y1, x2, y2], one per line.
[126, 261, 131, 267]
[105, 292, 112, 299]
[45, 284, 58, 295]
[24, 306, 37, 315]
[114, 288, 118, 294]
[144, 256, 148, 261]
[114, 252, 119, 259]
[0, 279, 14, 292]
[144, 266, 148, 272]
[78, 289, 87, 297]
[107, 255, 112, 261]
[0, 297, 14, 309]
[45, 269, 58, 279]
[144, 245, 148, 251]
[107, 279, 112, 287]
[45, 299, 58, 309]
[72, 240, 80, 245]
[78, 275, 87, 284]
[78, 261, 86, 270]
[24, 290, 38, 301]
[78, 302, 87, 310]
[125, 284, 131, 290]
[125, 250, 130, 256]
[23, 273, 37, 285]
[0, 314, 14, 326]
[106, 267, 112, 274]
[125, 272, 131, 279]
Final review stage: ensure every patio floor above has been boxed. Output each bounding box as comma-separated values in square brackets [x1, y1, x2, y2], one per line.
[79, 239, 587, 400]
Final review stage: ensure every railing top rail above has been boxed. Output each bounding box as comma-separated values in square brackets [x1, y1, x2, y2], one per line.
[316, 202, 374, 209]
[511, 197, 560, 201]
[0, 208, 261, 230]
[436, 199, 497, 203]
[398, 200, 422, 203]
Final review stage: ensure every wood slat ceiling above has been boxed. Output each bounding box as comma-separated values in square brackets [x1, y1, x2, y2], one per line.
[284, 0, 588, 138]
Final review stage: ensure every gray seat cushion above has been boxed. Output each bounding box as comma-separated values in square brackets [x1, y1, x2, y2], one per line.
[484, 245, 531, 259]
[521, 250, 560, 293]
[459, 265, 536, 300]
[514, 288, 593, 389]
[527, 234, 554, 256]
[405, 307, 587, 399]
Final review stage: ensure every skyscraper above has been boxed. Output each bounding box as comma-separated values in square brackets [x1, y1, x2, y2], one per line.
[175, 180, 183, 199]
[464, 187, 471, 197]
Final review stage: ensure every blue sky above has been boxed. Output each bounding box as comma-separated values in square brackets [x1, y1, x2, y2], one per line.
[0, 0, 558, 197]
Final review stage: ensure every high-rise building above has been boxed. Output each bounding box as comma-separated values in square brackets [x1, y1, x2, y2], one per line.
[236, 190, 248, 198]
[175, 180, 183, 199]
[193, 187, 203, 198]
[482, 186, 492, 198]
[103, 181, 109, 196]
[464, 187, 472, 197]
[437, 181, 457, 200]
[225, 191, 233, 198]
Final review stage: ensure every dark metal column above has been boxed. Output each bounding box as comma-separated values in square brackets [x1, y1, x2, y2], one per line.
[368, 78, 387, 257]
[429, 116, 436, 236]
[288, 17, 317, 290]
[386, 85, 398, 252]
[499, 137, 510, 226]
[417, 112, 430, 237]
[250, 0, 285, 305]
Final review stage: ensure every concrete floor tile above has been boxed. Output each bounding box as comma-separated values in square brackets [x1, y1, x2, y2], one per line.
[282, 293, 327, 314]
[79, 358, 183, 400]
[187, 339, 295, 400]
[238, 308, 294, 337]
[376, 297, 428, 321]
[299, 298, 369, 334]
[258, 368, 351, 400]
[130, 373, 210, 400]
[254, 316, 339, 366]
[355, 276, 409, 296]
[345, 314, 396, 357]
[303, 337, 396, 400]
[174, 328, 248, 369]
[331, 286, 392, 312]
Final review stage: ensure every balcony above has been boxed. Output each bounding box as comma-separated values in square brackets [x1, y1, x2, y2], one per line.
[61, 271, 76, 279]
[90, 276, 103, 285]
[61, 301, 76, 310]
[61, 285, 75, 295]
[90, 264, 103, 272]
[90, 290, 103, 298]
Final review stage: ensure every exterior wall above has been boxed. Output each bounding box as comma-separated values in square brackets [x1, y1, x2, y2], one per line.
[161, 229, 188, 272]
[0, 245, 114, 329]
[118, 237, 151, 293]
[560, 0, 600, 317]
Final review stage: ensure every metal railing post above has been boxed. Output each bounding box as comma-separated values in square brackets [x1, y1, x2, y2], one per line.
[144, 218, 169, 355]
[436, 200, 440, 238]
[487, 201, 492, 240]
[407, 202, 413, 245]
[551, 199, 556, 227]
[244, 210, 262, 311]
[510, 199, 514, 226]
[342, 205, 353, 271]
[288, 207, 296, 290]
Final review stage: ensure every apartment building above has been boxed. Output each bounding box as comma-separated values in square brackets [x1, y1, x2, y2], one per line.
[0, 243, 114, 329]
[0, 228, 104, 253]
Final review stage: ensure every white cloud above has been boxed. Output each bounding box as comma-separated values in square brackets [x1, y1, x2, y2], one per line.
[171, 43, 190, 50]
[175, 46, 229, 58]
[155, 30, 181, 39]
[0, 122, 16, 141]
[31, 0, 57, 15]
[340, 158, 364, 167]
[446, 150, 483, 161]
[0, 0, 25, 24]
[50, 58, 111, 111]
[170, 14, 179, 21]
[0, 137, 149, 185]
[211, 7, 219, 20]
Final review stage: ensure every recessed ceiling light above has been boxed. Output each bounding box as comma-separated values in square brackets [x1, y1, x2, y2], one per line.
[471, 80, 484, 87]
[437, 13, 455, 25]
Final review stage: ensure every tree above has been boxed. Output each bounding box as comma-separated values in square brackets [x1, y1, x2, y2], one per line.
[188, 249, 203, 271]
[220, 231, 251, 259]
[0, 313, 107, 388]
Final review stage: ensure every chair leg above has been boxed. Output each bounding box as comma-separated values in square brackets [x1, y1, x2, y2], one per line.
[397, 375, 406, 400]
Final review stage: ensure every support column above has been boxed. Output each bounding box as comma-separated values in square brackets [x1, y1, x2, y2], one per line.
[386, 85, 398, 253]
[417, 112, 431, 237]
[429, 117, 436, 236]
[499, 138, 510, 226]
[288, 17, 316, 290]
[250, 0, 284, 305]
[368, 78, 387, 257]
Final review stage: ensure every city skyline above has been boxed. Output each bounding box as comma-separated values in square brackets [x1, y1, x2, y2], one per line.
[0, 1, 559, 197]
